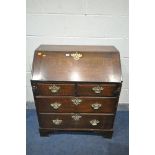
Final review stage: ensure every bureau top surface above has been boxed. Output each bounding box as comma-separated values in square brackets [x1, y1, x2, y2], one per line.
[32, 45, 122, 83]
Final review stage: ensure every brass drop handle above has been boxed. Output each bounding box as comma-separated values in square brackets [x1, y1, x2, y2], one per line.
[90, 119, 100, 126]
[92, 85, 104, 94]
[52, 119, 62, 125]
[71, 98, 82, 106]
[49, 84, 60, 93]
[50, 102, 61, 109]
[72, 114, 82, 121]
[91, 103, 102, 110]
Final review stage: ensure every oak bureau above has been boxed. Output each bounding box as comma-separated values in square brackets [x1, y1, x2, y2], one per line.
[31, 45, 122, 138]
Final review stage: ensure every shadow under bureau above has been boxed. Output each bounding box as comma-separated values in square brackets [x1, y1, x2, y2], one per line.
[31, 45, 122, 138]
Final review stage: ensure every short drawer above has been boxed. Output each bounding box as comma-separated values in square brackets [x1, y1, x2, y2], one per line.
[77, 84, 120, 97]
[35, 83, 75, 96]
[39, 113, 114, 129]
[36, 97, 118, 113]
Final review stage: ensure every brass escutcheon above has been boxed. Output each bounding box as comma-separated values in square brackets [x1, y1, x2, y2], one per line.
[71, 98, 82, 106]
[52, 119, 62, 125]
[72, 114, 82, 121]
[71, 52, 82, 60]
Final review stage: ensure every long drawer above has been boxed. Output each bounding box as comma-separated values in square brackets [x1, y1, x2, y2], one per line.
[39, 113, 114, 129]
[35, 97, 118, 113]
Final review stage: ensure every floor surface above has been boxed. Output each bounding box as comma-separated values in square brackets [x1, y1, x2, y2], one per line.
[26, 110, 129, 155]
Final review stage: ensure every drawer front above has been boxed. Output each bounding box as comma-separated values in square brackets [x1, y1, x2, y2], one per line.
[36, 97, 117, 113]
[36, 83, 75, 96]
[77, 84, 120, 97]
[39, 113, 114, 129]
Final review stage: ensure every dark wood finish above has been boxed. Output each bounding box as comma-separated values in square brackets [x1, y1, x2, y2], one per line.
[32, 45, 122, 83]
[31, 45, 122, 138]
[39, 128, 113, 138]
[35, 83, 75, 96]
[35, 97, 118, 113]
[39, 113, 114, 129]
